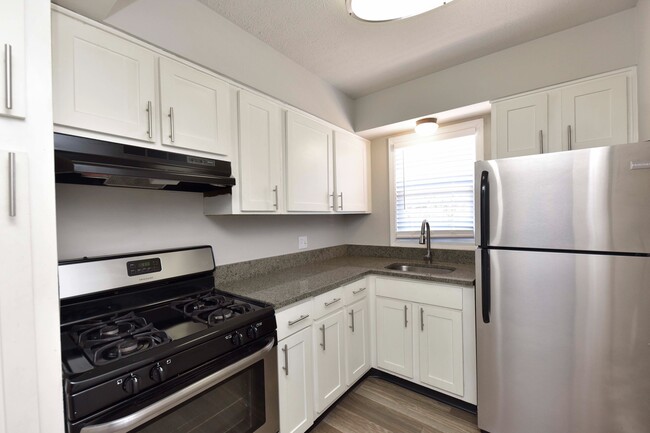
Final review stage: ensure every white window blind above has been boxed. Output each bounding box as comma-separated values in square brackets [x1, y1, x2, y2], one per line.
[393, 130, 476, 239]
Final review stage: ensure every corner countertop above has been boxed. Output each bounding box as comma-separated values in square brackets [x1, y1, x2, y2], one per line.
[219, 256, 475, 309]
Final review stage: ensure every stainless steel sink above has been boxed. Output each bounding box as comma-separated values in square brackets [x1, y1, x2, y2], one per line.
[384, 263, 455, 274]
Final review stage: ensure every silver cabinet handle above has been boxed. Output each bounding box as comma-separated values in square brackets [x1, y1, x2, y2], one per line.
[81, 338, 275, 433]
[352, 287, 366, 295]
[287, 314, 309, 326]
[539, 130, 543, 154]
[324, 298, 341, 307]
[320, 324, 326, 351]
[404, 305, 408, 328]
[273, 185, 278, 209]
[349, 309, 355, 332]
[420, 307, 424, 331]
[4, 44, 12, 110]
[168, 107, 175, 142]
[568, 125, 572, 151]
[338, 192, 343, 210]
[146, 101, 153, 139]
[8, 152, 16, 217]
[282, 344, 289, 376]
[329, 193, 334, 209]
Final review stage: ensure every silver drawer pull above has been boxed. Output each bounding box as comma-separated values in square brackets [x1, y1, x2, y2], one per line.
[404, 305, 408, 328]
[168, 107, 175, 142]
[320, 324, 326, 350]
[349, 309, 355, 332]
[282, 344, 289, 376]
[5, 44, 12, 110]
[420, 307, 424, 331]
[352, 287, 366, 295]
[146, 101, 153, 139]
[8, 152, 16, 217]
[324, 298, 341, 307]
[287, 314, 309, 326]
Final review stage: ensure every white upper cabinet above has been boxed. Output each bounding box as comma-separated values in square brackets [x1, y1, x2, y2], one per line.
[238, 90, 283, 212]
[159, 57, 232, 156]
[0, 0, 25, 119]
[286, 111, 334, 212]
[494, 93, 549, 158]
[52, 11, 156, 142]
[561, 74, 629, 150]
[492, 68, 637, 159]
[334, 131, 370, 213]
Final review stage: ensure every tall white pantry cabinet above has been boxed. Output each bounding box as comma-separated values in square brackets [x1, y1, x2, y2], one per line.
[0, 1, 63, 433]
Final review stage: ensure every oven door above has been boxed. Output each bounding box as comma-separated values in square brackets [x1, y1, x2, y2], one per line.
[78, 337, 278, 433]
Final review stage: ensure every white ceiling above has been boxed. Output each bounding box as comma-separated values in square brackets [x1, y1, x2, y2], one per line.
[197, 0, 638, 99]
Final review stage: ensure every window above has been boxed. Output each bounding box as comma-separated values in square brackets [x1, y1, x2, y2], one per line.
[388, 119, 483, 245]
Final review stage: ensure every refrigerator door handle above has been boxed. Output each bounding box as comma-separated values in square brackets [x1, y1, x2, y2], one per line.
[480, 171, 490, 247]
[481, 248, 491, 323]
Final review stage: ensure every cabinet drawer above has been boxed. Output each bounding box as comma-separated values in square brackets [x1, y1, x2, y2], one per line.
[312, 287, 345, 319]
[276, 299, 314, 341]
[342, 278, 368, 305]
[375, 277, 462, 310]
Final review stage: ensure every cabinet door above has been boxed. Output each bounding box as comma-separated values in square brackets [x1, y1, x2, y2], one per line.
[52, 12, 156, 141]
[561, 74, 629, 150]
[286, 111, 333, 212]
[159, 57, 231, 156]
[494, 93, 548, 158]
[238, 90, 283, 212]
[376, 297, 413, 378]
[278, 327, 314, 433]
[345, 298, 370, 386]
[418, 304, 464, 396]
[313, 309, 345, 413]
[0, 152, 41, 432]
[334, 131, 369, 212]
[0, 0, 25, 119]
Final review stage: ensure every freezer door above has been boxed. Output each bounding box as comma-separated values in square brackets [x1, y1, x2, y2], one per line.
[475, 141, 650, 253]
[476, 249, 650, 433]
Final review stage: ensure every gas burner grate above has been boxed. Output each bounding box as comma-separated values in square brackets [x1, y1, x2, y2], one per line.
[69, 312, 170, 366]
[171, 290, 254, 326]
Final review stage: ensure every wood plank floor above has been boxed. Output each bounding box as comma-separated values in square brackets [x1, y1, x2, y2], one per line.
[310, 377, 480, 433]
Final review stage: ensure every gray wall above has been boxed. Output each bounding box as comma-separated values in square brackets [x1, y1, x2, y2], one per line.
[104, 0, 354, 131]
[636, 0, 650, 141]
[56, 184, 349, 264]
[354, 8, 638, 133]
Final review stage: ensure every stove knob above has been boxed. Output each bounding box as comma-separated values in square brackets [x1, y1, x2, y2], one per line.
[150, 364, 166, 383]
[231, 331, 243, 346]
[122, 374, 140, 395]
[246, 326, 259, 339]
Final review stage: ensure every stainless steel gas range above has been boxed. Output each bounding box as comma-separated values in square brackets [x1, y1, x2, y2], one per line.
[58, 246, 279, 433]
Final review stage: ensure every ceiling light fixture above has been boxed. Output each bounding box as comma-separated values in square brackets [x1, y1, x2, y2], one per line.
[346, 0, 452, 22]
[415, 118, 439, 135]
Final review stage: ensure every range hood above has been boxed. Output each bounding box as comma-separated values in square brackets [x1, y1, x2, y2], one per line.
[54, 133, 235, 194]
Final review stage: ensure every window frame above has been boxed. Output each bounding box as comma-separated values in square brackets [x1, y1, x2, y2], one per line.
[388, 118, 484, 249]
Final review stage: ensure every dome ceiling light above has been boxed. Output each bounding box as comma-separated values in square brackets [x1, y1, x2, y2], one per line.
[415, 118, 439, 135]
[346, 0, 453, 22]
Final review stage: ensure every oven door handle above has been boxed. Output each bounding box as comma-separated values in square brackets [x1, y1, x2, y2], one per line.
[81, 337, 275, 433]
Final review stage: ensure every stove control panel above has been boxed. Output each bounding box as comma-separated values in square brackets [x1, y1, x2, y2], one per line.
[126, 258, 162, 276]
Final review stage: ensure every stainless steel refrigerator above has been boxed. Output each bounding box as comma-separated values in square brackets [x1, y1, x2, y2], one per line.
[475, 141, 650, 433]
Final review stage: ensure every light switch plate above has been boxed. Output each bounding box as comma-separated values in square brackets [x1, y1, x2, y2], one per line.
[298, 236, 308, 249]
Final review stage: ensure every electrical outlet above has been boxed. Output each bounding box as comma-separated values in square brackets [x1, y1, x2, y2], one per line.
[298, 236, 308, 250]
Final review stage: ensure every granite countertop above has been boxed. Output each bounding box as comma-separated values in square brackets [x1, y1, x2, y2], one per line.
[219, 255, 475, 309]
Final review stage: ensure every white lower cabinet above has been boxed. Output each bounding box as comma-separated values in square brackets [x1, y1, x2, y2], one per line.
[345, 297, 371, 385]
[374, 276, 476, 404]
[418, 304, 464, 395]
[313, 309, 346, 414]
[376, 297, 414, 378]
[277, 326, 314, 433]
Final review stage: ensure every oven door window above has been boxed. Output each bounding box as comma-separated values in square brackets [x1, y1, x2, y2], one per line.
[133, 360, 266, 433]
